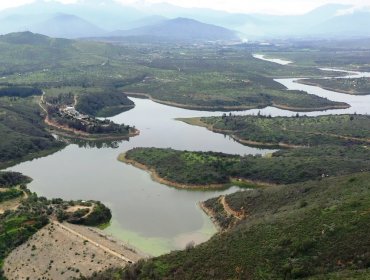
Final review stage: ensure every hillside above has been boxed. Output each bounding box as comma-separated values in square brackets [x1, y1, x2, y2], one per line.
[84, 172, 370, 279]
[29, 13, 106, 39]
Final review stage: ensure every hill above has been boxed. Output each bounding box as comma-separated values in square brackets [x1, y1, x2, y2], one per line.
[29, 13, 106, 39]
[84, 171, 370, 279]
[110, 18, 238, 41]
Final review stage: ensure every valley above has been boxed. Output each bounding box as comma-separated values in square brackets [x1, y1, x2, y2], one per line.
[0, 29, 370, 279]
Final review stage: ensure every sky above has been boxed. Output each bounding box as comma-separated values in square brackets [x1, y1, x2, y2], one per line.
[0, 0, 369, 14]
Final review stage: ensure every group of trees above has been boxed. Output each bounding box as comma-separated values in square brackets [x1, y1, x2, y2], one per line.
[0, 172, 31, 188]
[0, 97, 64, 168]
[125, 145, 370, 186]
[0, 86, 42, 98]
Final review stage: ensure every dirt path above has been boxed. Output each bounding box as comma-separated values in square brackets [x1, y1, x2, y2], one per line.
[220, 196, 246, 220]
[0, 189, 28, 214]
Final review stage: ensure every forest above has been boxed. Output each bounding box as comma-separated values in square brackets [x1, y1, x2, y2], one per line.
[124, 144, 370, 186]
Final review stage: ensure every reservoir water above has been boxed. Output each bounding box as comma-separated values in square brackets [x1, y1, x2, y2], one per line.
[7, 55, 370, 256]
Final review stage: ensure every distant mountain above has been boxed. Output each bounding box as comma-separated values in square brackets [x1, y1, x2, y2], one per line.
[310, 11, 370, 38]
[111, 18, 238, 41]
[28, 14, 105, 38]
[0, 1, 369, 40]
[123, 15, 167, 30]
[0, 0, 147, 31]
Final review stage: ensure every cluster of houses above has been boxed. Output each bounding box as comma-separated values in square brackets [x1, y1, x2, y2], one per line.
[62, 106, 89, 121]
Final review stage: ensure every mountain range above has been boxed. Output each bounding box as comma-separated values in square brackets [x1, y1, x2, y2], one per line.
[0, 1, 369, 40]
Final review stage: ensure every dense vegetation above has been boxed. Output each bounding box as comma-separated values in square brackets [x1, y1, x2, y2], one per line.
[298, 77, 370, 95]
[86, 172, 370, 279]
[0, 86, 42, 98]
[43, 86, 135, 118]
[191, 114, 370, 147]
[0, 191, 49, 278]
[0, 172, 31, 188]
[0, 96, 64, 169]
[61, 202, 112, 227]
[0, 189, 24, 203]
[124, 145, 370, 186]
[75, 89, 135, 117]
[124, 114, 370, 186]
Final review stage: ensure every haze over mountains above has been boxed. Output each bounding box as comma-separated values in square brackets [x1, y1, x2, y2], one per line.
[0, 0, 369, 40]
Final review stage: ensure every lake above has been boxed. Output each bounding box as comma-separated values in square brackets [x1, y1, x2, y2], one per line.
[7, 56, 370, 256]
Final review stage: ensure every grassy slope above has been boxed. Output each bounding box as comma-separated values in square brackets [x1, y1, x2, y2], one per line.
[0, 96, 64, 169]
[85, 172, 370, 279]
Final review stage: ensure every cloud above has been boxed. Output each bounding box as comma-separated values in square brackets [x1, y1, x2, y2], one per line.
[114, 0, 370, 14]
[0, 0, 370, 14]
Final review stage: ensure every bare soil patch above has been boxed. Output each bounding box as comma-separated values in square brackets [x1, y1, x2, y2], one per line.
[3, 222, 146, 280]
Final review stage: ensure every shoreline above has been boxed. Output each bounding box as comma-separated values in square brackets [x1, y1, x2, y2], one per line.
[198, 202, 223, 232]
[118, 153, 227, 190]
[0, 145, 65, 170]
[177, 118, 306, 149]
[126, 92, 348, 112]
[118, 153, 275, 190]
[296, 79, 369, 96]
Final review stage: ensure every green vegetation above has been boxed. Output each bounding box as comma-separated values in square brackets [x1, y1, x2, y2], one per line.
[0, 190, 49, 277]
[298, 77, 370, 95]
[61, 202, 112, 227]
[259, 45, 370, 71]
[0, 32, 349, 112]
[0, 172, 31, 188]
[43, 86, 134, 118]
[0, 189, 23, 203]
[75, 89, 135, 117]
[0, 171, 113, 277]
[0, 86, 42, 98]
[124, 114, 370, 186]
[189, 114, 370, 147]
[42, 87, 135, 138]
[123, 145, 370, 186]
[0, 95, 64, 169]
[88, 172, 370, 279]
